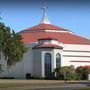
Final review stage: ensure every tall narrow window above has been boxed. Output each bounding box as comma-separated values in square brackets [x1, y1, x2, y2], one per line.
[0, 64, 3, 73]
[45, 53, 52, 78]
[56, 53, 61, 68]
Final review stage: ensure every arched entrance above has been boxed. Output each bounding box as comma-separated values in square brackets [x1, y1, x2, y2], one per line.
[45, 53, 52, 78]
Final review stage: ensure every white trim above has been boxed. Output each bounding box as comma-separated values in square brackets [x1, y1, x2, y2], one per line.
[23, 29, 75, 34]
[45, 30, 68, 33]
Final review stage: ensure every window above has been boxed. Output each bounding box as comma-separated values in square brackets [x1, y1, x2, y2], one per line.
[56, 53, 61, 68]
[45, 53, 52, 78]
[0, 64, 3, 73]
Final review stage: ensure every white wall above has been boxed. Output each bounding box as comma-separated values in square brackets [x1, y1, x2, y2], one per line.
[88, 74, 90, 80]
[0, 42, 90, 78]
[0, 43, 34, 79]
[33, 49, 42, 77]
[63, 44, 90, 51]
[53, 49, 62, 69]
[62, 44, 90, 68]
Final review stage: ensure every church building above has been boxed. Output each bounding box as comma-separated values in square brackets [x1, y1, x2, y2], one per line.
[0, 2, 90, 79]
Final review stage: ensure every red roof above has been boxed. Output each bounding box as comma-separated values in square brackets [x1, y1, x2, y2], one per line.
[20, 31, 90, 45]
[20, 23, 90, 45]
[22, 23, 68, 31]
[33, 44, 63, 49]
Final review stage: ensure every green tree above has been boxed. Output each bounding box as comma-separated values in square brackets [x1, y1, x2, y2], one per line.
[0, 22, 27, 68]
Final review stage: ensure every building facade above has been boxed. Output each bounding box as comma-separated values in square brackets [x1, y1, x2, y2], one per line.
[0, 3, 90, 79]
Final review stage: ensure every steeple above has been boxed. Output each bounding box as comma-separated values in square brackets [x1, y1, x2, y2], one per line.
[40, 1, 51, 24]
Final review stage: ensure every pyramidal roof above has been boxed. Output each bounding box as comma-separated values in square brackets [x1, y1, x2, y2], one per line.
[21, 1, 68, 32]
[20, 2, 90, 45]
[24, 23, 68, 31]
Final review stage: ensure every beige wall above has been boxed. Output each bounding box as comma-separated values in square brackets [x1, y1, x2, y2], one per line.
[62, 44, 90, 68]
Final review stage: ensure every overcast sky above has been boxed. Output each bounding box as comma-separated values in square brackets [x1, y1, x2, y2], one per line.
[0, 0, 90, 39]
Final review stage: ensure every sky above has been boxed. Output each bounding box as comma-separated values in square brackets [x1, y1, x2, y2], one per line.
[0, 0, 90, 39]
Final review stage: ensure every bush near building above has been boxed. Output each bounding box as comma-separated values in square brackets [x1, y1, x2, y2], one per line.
[55, 65, 90, 80]
[54, 65, 76, 80]
[76, 66, 90, 80]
